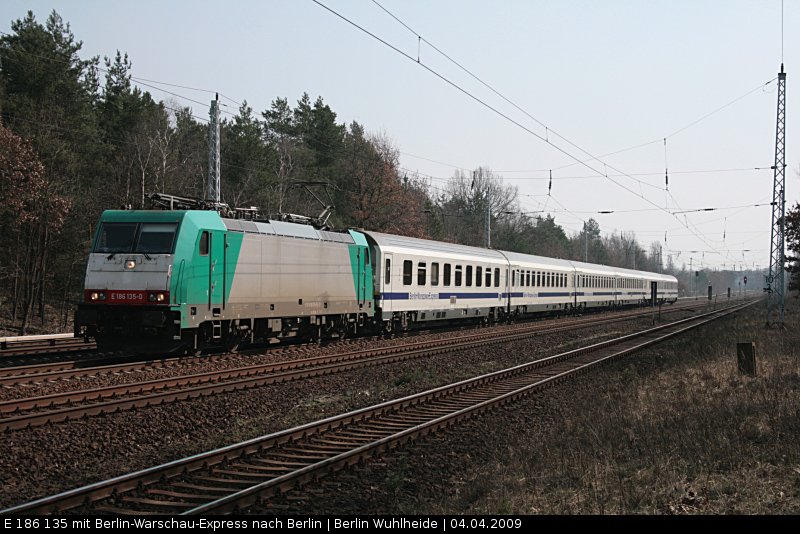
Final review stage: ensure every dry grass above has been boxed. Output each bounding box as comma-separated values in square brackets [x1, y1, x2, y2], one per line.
[456, 299, 800, 514]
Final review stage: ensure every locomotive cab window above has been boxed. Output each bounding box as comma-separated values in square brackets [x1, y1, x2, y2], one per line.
[94, 222, 138, 253]
[94, 222, 178, 255]
[199, 231, 209, 256]
[136, 223, 178, 254]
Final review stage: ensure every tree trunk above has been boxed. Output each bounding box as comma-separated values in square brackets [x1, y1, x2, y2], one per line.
[38, 224, 48, 325]
[11, 230, 20, 323]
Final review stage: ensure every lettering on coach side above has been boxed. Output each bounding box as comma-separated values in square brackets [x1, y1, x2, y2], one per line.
[408, 292, 438, 300]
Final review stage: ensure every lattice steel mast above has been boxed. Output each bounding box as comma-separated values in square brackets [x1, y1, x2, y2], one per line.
[766, 64, 787, 326]
[208, 93, 221, 203]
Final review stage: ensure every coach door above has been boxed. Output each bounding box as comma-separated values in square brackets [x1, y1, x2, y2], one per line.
[383, 253, 393, 314]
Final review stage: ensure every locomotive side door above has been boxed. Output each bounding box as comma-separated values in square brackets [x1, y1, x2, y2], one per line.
[356, 246, 367, 310]
[208, 230, 225, 313]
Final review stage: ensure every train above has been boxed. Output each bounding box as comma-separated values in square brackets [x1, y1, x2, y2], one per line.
[74, 207, 678, 353]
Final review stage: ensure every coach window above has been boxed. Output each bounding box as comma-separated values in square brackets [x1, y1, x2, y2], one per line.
[431, 262, 439, 286]
[403, 260, 412, 285]
[466, 265, 473, 287]
[486, 268, 491, 287]
[385, 258, 391, 285]
[199, 231, 209, 256]
[476, 266, 483, 287]
[455, 265, 463, 286]
[418, 262, 427, 286]
[524, 271, 529, 287]
[494, 268, 500, 287]
[444, 263, 451, 286]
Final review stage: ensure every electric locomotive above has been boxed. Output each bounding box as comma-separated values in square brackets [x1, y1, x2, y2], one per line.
[75, 209, 374, 353]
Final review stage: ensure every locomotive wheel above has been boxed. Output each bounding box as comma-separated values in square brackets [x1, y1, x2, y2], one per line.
[225, 332, 244, 353]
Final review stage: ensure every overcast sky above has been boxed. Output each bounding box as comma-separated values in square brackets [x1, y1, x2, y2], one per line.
[1, 0, 796, 271]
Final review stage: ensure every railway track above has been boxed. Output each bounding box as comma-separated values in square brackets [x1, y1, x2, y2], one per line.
[0, 300, 712, 432]
[0, 299, 708, 385]
[0, 335, 96, 366]
[0, 299, 753, 515]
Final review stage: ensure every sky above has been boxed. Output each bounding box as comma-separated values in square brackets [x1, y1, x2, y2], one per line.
[1, 0, 797, 272]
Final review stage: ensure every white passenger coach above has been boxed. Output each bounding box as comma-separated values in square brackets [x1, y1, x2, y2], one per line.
[363, 231, 678, 329]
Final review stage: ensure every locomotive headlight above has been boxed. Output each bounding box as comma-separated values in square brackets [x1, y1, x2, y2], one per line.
[147, 292, 166, 302]
[99, 292, 106, 301]
[125, 260, 136, 270]
[90, 292, 99, 301]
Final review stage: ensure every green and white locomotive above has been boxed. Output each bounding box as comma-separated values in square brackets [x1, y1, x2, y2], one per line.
[76, 208, 374, 353]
